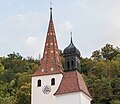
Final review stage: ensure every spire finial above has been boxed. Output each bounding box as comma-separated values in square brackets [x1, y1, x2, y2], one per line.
[50, 1, 52, 7]
[70, 32, 73, 44]
[50, 1, 52, 20]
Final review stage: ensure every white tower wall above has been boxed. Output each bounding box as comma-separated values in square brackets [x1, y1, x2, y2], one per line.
[80, 92, 92, 104]
[31, 74, 63, 104]
[56, 92, 92, 104]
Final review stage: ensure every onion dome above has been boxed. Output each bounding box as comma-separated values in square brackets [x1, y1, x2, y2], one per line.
[63, 36, 80, 57]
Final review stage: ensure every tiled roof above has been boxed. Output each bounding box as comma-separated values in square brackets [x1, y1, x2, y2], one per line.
[33, 8, 63, 76]
[55, 71, 91, 98]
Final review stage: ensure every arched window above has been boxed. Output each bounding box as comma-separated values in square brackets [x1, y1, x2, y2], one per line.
[51, 78, 55, 85]
[67, 61, 70, 70]
[71, 60, 74, 67]
[38, 79, 41, 87]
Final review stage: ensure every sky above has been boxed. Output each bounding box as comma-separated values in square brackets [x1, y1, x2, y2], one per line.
[0, 0, 120, 58]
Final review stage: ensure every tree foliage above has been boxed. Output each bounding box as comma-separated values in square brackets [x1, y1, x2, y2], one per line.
[91, 44, 120, 60]
[0, 52, 39, 104]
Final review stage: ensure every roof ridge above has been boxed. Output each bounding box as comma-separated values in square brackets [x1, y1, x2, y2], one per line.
[76, 71, 92, 98]
[76, 71, 81, 91]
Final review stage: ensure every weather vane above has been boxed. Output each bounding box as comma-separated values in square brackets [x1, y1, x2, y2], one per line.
[50, 0, 52, 8]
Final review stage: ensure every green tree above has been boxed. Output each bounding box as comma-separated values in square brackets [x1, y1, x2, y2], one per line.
[91, 50, 102, 60]
[0, 52, 38, 104]
[15, 83, 31, 104]
[101, 44, 119, 60]
[0, 63, 4, 79]
[0, 96, 15, 104]
[81, 58, 95, 74]
[110, 99, 120, 104]
[8, 52, 23, 60]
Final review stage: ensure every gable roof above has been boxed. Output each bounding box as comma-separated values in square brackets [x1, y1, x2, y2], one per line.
[55, 71, 91, 98]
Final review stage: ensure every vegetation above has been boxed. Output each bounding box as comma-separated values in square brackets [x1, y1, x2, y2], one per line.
[0, 52, 39, 104]
[0, 44, 120, 104]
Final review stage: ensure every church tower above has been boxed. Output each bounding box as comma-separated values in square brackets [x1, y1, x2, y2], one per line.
[32, 6, 92, 104]
[63, 35, 81, 72]
[31, 7, 63, 104]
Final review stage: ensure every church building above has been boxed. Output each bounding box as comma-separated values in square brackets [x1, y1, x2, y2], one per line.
[31, 7, 92, 104]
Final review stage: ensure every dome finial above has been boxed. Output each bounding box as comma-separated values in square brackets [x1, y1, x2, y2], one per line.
[70, 32, 73, 44]
[50, 1, 52, 20]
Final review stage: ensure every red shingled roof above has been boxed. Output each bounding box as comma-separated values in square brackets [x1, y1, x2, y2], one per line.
[33, 8, 63, 76]
[55, 71, 91, 98]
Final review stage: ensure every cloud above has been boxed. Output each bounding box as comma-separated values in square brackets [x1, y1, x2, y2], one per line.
[25, 34, 46, 58]
[57, 21, 73, 32]
[26, 36, 38, 46]
[64, 21, 73, 31]
[56, 21, 73, 42]
[0, 11, 46, 58]
[25, 36, 43, 58]
[3, 14, 26, 26]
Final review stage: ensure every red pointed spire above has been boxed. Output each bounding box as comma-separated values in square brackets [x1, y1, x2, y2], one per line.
[33, 8, 63, 76]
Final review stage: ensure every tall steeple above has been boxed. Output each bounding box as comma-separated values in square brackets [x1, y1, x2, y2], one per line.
[33, 8, 63, 76]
